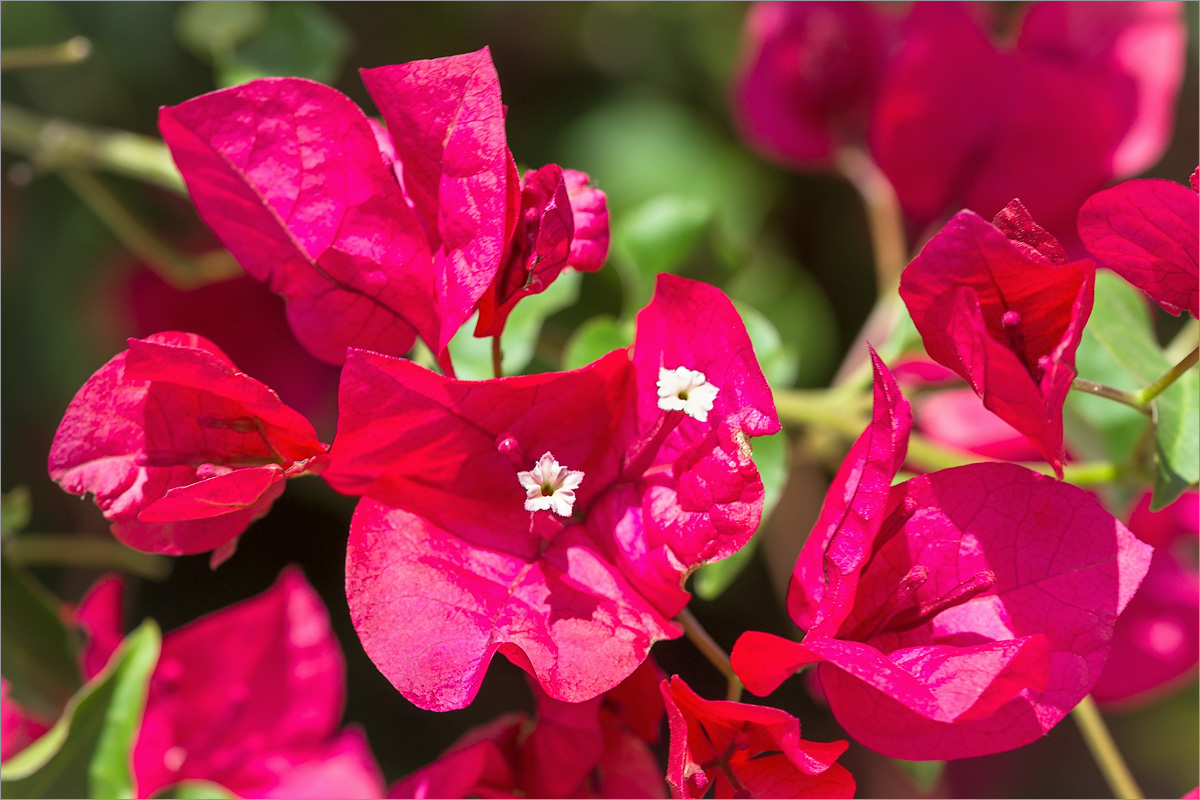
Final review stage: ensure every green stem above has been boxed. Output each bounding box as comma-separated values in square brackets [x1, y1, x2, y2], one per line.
[4, 535, 172, 580]
[59, 169, 240, 288]
[1072, 695, 1143, 799]
[1, 102, 184, 194]
[775, 387, 1124, 485]
[1070, 378, 1149, 414]
[1, 37, 92, 71]
[1133, 347, 1198, 405]
[677, 607, 742, 702]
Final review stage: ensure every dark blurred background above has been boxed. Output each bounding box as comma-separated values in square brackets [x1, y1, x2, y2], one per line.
[2, 3, 1197, 796]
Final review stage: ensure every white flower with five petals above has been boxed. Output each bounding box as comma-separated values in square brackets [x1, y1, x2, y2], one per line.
[656, 366, 720, 422]
[517, 452, 584, 517]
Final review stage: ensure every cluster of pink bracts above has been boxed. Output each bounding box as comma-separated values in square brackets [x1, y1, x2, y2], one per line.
[4, 1, 1197, 796]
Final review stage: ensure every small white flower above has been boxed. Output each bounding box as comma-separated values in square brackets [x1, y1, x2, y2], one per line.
[517, 452, 584, 517]
[656, 366, 720, 422]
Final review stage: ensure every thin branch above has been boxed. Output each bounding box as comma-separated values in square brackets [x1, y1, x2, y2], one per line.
[834, 146, 907, 290]
[5, 535, 172, 580]
[59, 169, 240, 288]
[1, 37, 92, 71]
[1, 102, 185, 193]
[1072, 695, 1143, 799]
[677, 607, 742, 702]
[492, 336, 504, 379]
[1070, 378, 1150, 414]
[1134, 347, 1198, 406]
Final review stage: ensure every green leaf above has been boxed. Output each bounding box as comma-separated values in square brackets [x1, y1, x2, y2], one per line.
[175, 1, 267, 61]
[447, 270, 583, 380]
[733, 301, 799, 389]
[1, 621, 161, 799]
[693, 430, 788, 600]
[561, 316, 634, 371]
[725, 251, 838, 387]
[153, 780, 237, 799]
[611, 195, 712, 314]
[218, 2, 352, 87]
[1, 486, 32, 538]
[1074, 272, 1197, 506]
[893, 758, 946, 793]
[1152, 366, 1199, 509]
[0, 559, 81, 718]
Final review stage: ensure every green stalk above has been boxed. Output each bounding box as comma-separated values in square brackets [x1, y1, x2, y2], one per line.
[1133, 347, 1198, 406]
[1071, 695, 1143, 799]
[1, 37, 92, 71]
[5, 535, 172, 580]
[1, 102, 184, 194]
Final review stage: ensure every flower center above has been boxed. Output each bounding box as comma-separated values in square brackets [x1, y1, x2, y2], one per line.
[657, 366, 720, 422]
[517, 452, 584, 517]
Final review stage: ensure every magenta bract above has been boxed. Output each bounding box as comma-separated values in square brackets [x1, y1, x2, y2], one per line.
[733, 1, 894, 166]
[73, 569, 386, 799]
[1093, 491, 1199, 707]
[48, 333, 326, 561]
[161, 48, 608, 369]
[732, 356, 1153, 760]
[899, 202, 1095, 476]
[735, 2, 1186, 235]
[660, 676, 854, 799]
[392, 664, 667, 799]
[325, 275, 778, 711]
[1078, 171, 1199, 318]
[0, 678, 50, 763]
[475, 167, 609, 338]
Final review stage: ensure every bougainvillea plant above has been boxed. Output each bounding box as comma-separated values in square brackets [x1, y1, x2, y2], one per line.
[2, 3, 1197, 799]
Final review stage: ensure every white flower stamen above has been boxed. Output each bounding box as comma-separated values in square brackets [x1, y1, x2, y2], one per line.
[657, 366, 720, 422]
[517, 452, 584, 517]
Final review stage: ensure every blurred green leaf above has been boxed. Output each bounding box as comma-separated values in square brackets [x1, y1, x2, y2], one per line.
[612, 195, 712, 313]
[0, 559, 81, 719]
[734, 301, 798, 389]
[1153, 366, 1199, 509]
[1, 621, 160, 799]
[154, 780, 236, 799]
[693, 430, 788, 600]
[726, 251, 838, 387]
[448, 271, 583, 380]
[1, 486, 32, 539]
[561, 315, 634, 371]
[559, 94, 778, 248]
[175, 2, 266, 61]
[893, 758, 946, 793]
[219, 3, 351, 87]
[1073, 272, 1196, 506]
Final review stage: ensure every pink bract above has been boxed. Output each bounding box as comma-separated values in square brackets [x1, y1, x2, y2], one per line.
[160, 48, 607, 369]
[325, 274, 778, 711]
[1092, 491, 1199, 707]
[899, 201, 1095, 476]
[1, 678, 50, 763]
[1078, 171, 1199, 318]
[732, 356, 1153, 760]
[77, 569, 384, 799]
[475, 166, 609, 338]
[660, 676, 854, 799]
[735, 2, 1186, 236]
[48, 332, 326, 562]
[392, 663, 667, 799]
[733, 1, 895, 166]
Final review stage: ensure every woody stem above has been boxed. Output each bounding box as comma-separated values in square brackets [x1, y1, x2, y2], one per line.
[492, 336, 504, 379]
[1133, 346, 1198, 405]
[1071, 695, 1143, 799]
[677, 607, 742, 702]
